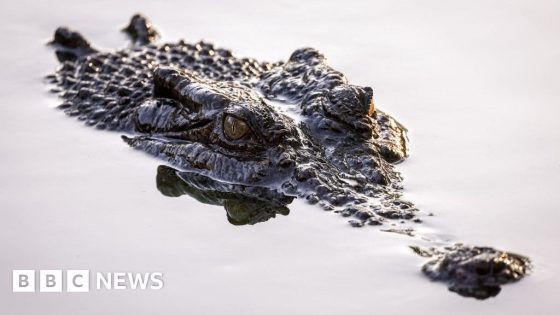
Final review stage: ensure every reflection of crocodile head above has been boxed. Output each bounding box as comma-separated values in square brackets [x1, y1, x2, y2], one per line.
[156, 165, 291, 225]
[46, 14, 530, 299]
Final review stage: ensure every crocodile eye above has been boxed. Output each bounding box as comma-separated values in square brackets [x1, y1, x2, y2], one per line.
[368, 97, 375, 116]
[223, 115, 249, 140]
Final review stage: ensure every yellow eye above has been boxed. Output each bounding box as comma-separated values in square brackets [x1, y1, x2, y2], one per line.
[368, 97, 375, 116]
[223, 115, 249, 140]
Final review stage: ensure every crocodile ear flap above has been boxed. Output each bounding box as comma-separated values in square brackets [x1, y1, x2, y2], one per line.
[152, 66, 230, 112]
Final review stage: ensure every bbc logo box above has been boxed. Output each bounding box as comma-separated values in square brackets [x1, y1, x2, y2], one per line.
[13, 270, 89, 292]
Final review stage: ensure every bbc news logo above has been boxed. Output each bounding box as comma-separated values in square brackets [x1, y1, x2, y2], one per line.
[13, 270, 164, 292]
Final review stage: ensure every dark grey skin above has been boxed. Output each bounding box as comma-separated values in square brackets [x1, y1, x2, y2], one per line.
[46, 14, 530, 299]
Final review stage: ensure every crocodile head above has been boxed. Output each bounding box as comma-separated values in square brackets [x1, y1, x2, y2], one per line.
[47, 21, 415, 224]
[117, 63, 412, 223]
[48, 31, 415, 223]
[124, 66, 301, 186]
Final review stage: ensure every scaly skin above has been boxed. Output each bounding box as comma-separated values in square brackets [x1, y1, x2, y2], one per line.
[45, 14, 530, 299]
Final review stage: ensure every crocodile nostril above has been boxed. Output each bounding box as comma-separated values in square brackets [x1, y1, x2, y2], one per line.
[493, 261, 507, 273]
[475, 262, 491, 275]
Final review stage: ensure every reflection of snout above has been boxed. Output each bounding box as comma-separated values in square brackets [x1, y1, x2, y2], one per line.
[225, 199, 290, 226]
[155, 165, 292, 226]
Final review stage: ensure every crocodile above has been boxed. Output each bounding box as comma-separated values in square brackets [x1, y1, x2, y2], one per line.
[45, 14, 530, 299]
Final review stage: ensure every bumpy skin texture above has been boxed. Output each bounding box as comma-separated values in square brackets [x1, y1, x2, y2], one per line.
[46, 14, 530, 299]
[47, 15, 410, 224]
[412, 244, 530, 299]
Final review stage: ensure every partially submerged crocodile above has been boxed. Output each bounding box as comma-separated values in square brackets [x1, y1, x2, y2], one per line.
[45, 14, 530, 299]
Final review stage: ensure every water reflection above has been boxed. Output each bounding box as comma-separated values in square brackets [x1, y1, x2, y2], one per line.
[156, 165, 292, 225]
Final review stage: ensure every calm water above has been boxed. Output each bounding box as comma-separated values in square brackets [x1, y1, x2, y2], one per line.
[1, 0, 559, 314]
